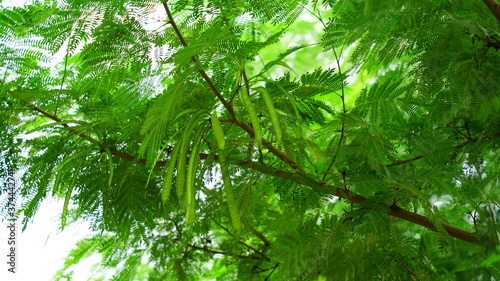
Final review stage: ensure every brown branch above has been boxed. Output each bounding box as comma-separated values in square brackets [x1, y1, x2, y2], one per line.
[471, 33, 500, 50]
[454, 135, 481, 149]
[482, 0, 500, 24]
[22, 100, 485, 244]
[235, 162, 479, 244]
[20, 100, 152, 165]
[21, 99, 217, 168]
[161, 1, 230, 110]
[21, 100, 101, 146]
[249, 224, 272, 248]
[387, 155, 426, 167]
[388, 205, 477, 243]
[219, 118, 238, 124]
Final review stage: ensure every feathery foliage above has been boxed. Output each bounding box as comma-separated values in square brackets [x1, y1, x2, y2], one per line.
[1, 0, 500, 279]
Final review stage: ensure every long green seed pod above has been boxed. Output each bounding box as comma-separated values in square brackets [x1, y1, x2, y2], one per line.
[162, 141, 181, 204]
[62, 160, 83, 229]
[211, 113, 242, 231]
[240, 88, 263, 147]
[232, 105, 242, 124]
[211, 112, 225, 150]
[218, 150, 242, 232]
[254, 86, 282, 145]
[185, 124, 205, 210]
[105, 147, 114, 187]
[186, 200, 196, 225]
[177, 110, 205, 200]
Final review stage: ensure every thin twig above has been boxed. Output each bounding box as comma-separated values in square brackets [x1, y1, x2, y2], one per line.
[386, 155, 426, 167]
[264, 263, 280, 281]
[212, 218, 271, 262]
[321, 44, 346, 181]
[228, 84, 242, 105]
[20, 99, 155, 165]
[387, 251, 421, 280]
[187, 244, 262, 260]
[249, 224, 272, 247]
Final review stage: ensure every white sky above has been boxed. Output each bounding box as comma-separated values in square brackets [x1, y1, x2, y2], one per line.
[1, 198, 98, 281]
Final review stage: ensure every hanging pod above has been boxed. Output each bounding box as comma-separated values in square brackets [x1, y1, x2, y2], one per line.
[254, 86, 282, 145]
[176, 110, 206, 201]
[161, 141, 181, 204]
[184, 123, 206, 224]
[211, 112, 242, 232]
[239, 87, 263, 147]
[211, 112, 225, 150]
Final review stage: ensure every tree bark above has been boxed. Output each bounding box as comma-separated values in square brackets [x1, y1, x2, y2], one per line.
[482, 0, 500, 23]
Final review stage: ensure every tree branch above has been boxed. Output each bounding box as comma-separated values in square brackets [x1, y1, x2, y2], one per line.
[20, 100, 153, 165]
[482, 0, 500, 24]
[235, 162, 479, 244]
[387, 155, 426, 167]
[264, 262, 280, 281]
[386, 251, 421, 280]
[249, 224, 272, 248]
[21, 99, 488, 244]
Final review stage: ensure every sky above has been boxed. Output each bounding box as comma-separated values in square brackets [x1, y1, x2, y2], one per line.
[1, 198, 99, 281]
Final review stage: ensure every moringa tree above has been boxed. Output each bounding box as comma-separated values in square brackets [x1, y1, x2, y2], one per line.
[1, 0, 500, 279]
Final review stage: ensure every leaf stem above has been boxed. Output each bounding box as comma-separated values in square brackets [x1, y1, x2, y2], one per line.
[322, 46, 346, 181]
